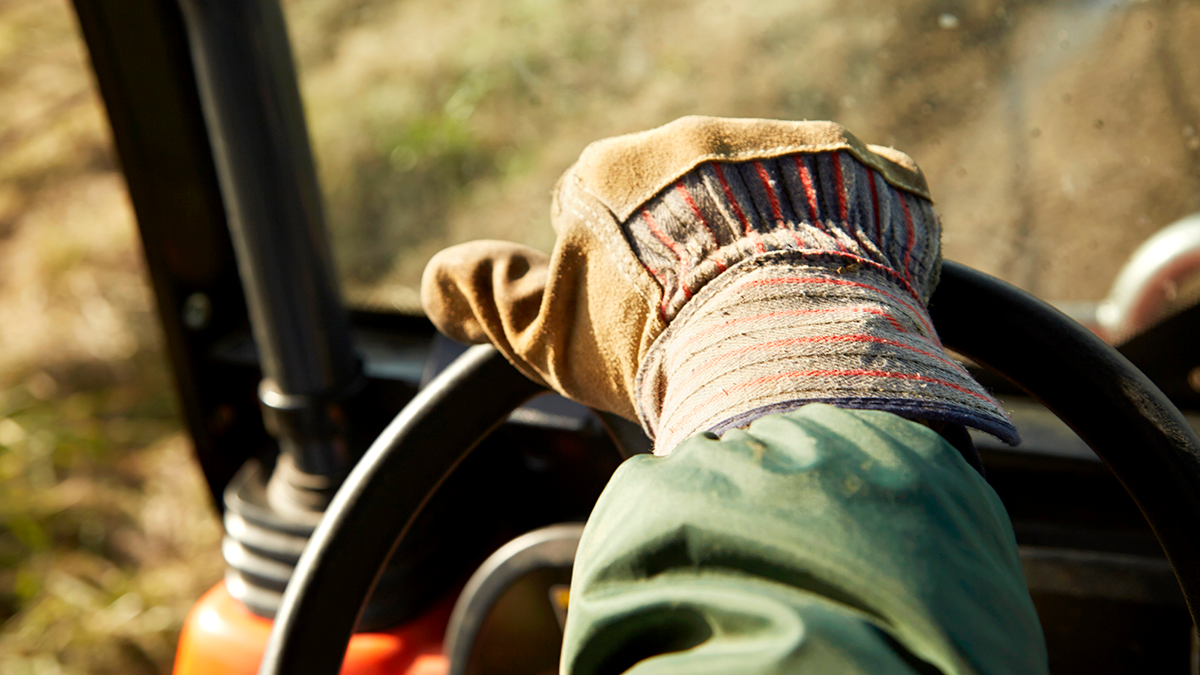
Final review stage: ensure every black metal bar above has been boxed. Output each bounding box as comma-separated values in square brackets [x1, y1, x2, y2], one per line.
[70, 0, 265, 510]
[930, 261, 1200, 625]
[175, 0, 361, 482]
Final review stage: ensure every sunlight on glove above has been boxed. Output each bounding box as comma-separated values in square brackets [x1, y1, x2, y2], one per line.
[421, 117, 1016, 454]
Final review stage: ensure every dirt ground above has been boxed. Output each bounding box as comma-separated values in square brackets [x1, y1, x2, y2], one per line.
[291, 0, 1200, 304]
[1, 0, 1199, 673]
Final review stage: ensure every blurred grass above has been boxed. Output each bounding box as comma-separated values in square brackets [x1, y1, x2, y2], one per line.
[290, 0, 1200, 306]
[0, 2, 223, 674]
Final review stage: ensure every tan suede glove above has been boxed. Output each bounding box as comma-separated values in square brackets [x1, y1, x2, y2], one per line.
[421, 117, 1015, 453]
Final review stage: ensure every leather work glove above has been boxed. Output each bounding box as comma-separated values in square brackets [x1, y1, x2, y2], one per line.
[421, 117, 1017, 454]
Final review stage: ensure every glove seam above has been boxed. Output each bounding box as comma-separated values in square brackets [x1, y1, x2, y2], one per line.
[563, 176, 661, 313]
[576, 118, 934, 221]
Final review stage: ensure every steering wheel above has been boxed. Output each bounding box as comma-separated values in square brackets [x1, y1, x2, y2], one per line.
[258, 261, 1200, 675]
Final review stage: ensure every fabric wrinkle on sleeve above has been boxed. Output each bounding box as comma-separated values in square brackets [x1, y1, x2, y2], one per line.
[561, 404, 1047, 675]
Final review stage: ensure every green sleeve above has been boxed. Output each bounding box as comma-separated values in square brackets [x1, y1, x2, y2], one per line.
[561, 404, 1047, 675]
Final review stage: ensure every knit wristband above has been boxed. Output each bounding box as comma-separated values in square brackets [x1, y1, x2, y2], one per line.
[637, 254, 1018, 453]
[622, 151, 1017, 454]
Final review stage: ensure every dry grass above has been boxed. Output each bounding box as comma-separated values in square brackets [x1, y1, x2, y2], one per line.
[0, 2, 222, 673]
[294, 0, 1200, 304]
[2, 0, 1199, 673]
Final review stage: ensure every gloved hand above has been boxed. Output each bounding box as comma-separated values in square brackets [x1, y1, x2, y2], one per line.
[422, 116, 1016, 453]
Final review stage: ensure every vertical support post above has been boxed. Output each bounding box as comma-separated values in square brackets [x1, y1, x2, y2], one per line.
[176, 0, 360, 512]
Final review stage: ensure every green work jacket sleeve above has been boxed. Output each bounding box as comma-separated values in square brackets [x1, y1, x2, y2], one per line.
[561, 404, 1047, 675]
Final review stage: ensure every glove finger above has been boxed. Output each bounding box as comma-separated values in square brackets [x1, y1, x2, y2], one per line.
[421, 240, 552, 387]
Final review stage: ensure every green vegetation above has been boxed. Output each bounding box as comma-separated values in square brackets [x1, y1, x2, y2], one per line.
[0, 3, 221, 673]
[288, 0, 1200, 304]
[0, 362, 221, 675]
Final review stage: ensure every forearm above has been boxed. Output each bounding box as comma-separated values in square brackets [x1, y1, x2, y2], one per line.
[420, 116, 1047, 674]
[562, 405, 1047, 675]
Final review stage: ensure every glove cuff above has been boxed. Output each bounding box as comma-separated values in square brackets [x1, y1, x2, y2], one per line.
[636, 252, 1019, 454]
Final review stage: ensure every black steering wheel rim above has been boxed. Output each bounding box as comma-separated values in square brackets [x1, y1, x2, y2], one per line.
[259, 261, 1200, 675]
